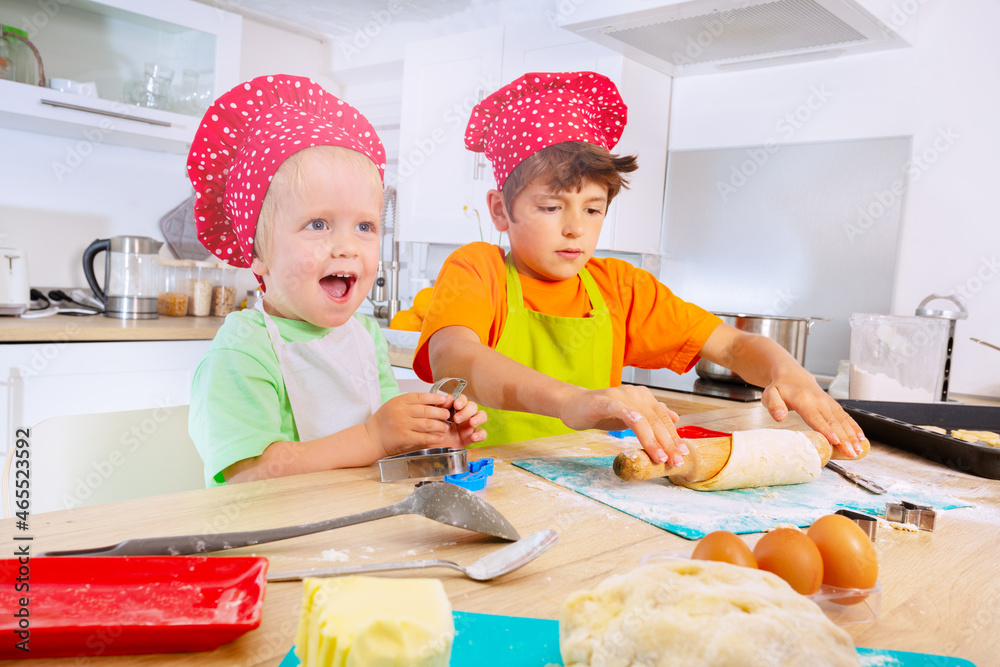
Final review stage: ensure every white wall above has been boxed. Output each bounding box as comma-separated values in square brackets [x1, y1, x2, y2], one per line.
[0, 17, 330, 295]
[666, 2, 1000, 397]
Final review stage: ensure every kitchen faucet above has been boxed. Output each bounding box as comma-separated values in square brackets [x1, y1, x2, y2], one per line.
[369, 185, 401, 323]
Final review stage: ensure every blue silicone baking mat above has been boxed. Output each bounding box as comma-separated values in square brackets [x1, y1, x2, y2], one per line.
[279, 611, 975, 666]
[512, 456, 971, 539]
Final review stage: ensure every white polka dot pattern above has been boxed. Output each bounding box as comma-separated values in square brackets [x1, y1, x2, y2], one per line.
[186, 74, 387, 269]
[464, 71, 627, 188]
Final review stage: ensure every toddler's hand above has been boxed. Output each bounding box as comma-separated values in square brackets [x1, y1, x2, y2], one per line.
[365, 392, 456, 458]
[443, 392, 487, 447]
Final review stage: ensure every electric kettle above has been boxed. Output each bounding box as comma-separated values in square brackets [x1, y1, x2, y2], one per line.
[83, 236, 162, 319]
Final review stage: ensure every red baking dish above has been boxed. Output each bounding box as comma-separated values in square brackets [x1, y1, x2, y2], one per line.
[0, 556, 267, 659]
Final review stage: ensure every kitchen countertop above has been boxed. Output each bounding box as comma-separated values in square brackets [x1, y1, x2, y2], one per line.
[0, 313, 224, 342]
[5, 405, 997, 665]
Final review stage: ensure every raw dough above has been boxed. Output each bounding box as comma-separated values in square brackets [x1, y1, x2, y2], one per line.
[560, 559, 859, 667]
[918, 426, 1000, 446]
[674, 429, 822, 491]
[950, 429, 1000, 447]
[295, 576, 454, 667]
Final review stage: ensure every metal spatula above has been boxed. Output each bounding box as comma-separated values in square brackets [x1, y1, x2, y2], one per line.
[40, 482, 520, 557]
[267, 528, 558, 582]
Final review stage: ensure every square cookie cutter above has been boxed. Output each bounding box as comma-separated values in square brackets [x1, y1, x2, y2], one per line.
[834, 509, 879, 542]
[885, 500, 936, 531]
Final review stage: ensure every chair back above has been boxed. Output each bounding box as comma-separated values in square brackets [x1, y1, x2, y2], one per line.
[2, 405, 204, 517]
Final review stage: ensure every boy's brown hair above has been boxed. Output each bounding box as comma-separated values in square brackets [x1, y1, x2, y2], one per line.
[501, 141, 638, 213]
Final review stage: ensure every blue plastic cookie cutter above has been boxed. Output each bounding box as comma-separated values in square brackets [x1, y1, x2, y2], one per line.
[444, 458, 495, 491]
[608, 429, 635, 438]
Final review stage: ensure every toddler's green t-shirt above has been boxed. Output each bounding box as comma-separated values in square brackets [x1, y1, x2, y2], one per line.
[189, 308, 401, 486]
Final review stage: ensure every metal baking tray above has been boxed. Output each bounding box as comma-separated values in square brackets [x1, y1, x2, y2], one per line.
[838, 399, 1000, 479]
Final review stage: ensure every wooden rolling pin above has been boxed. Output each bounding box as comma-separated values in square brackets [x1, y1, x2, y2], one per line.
[613, 431, 870, 484]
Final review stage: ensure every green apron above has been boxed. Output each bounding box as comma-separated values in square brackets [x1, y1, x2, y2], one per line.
[479, 255, 614, 446]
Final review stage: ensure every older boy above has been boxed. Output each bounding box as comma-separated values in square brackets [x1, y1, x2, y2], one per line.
[414, 71, 864, 467]
[188, 74, 485, 486]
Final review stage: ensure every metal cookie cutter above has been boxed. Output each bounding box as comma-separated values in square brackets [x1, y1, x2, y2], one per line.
[834, 509, 879, 542]
[885, 500, 937, 532]
[378, 447, 468, 483]
[430, 377, 467, 422]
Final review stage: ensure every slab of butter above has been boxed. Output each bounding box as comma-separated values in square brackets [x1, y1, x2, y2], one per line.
[295, 576, 454, 667]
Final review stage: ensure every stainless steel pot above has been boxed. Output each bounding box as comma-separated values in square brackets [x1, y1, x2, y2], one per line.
[695, 313, 830, 384]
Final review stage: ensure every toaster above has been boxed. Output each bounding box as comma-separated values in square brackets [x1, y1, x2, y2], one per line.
[0, 248, 31, 315]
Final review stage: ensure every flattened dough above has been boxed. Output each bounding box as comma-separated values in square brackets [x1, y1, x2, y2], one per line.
[950, 429, 1000, 447]
[674, 429, 822, 491]
[561, 559, 859, 667]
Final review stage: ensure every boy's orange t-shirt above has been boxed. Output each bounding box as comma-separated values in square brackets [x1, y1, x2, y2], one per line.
[413, 243, 723, 386]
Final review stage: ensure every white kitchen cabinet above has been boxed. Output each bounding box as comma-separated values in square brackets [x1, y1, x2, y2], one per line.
[395, 23, 671, 255]
[396, 26, 504, 245]
[0, 339, 211, 456]
[0, 0, 242, 154]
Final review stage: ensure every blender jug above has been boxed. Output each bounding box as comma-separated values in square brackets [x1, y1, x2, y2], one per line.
[83, 236, 162, 319]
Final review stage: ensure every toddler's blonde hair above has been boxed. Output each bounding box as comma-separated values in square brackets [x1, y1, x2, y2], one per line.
[253, 145, 383, 262]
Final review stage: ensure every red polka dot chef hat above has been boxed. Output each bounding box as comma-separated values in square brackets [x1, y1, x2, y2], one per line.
[187, 74, 386, 269]
[465, 71, 627, 189]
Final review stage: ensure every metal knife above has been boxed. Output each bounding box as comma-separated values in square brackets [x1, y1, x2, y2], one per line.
[826, 461, 887, 494]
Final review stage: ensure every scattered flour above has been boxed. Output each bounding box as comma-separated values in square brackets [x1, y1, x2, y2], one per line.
[319, 549, 349, 562]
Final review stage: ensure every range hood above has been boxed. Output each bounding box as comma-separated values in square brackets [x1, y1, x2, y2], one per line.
[559, 0, 912, 76]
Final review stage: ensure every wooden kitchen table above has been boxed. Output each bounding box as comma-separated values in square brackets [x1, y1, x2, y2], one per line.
[2, 406, 997, 665]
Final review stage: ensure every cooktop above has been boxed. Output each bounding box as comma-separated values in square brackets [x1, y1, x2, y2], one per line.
[624, 367, 763, 402]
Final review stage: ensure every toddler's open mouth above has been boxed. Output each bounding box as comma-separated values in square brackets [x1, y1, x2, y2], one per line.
[320, 272, 357, 300]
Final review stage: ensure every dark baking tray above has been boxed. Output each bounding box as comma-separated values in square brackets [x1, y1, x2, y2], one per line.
[838, 399, 1000, 479]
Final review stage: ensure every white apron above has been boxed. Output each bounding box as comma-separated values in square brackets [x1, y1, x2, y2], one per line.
[257, 303, 382, 442]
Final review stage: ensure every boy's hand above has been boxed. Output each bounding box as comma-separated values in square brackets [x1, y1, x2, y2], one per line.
[442, 392, 488, 447]
[365, 393, 458, 458]
[558, 385, 688, 467]
[762, 366, 866, 458]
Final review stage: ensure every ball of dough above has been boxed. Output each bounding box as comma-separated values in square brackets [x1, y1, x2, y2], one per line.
[560, 559, 859, 667]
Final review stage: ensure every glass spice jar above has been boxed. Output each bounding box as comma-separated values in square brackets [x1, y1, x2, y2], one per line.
[211, 265, 238, 317]
[157, 259, 190, 317]
[187, 261, 216, 316]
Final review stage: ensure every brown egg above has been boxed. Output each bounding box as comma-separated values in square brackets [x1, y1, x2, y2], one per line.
[753, 528, 824, 595]
[692, 531, 758, 568]
[807, 514, 879, 598]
